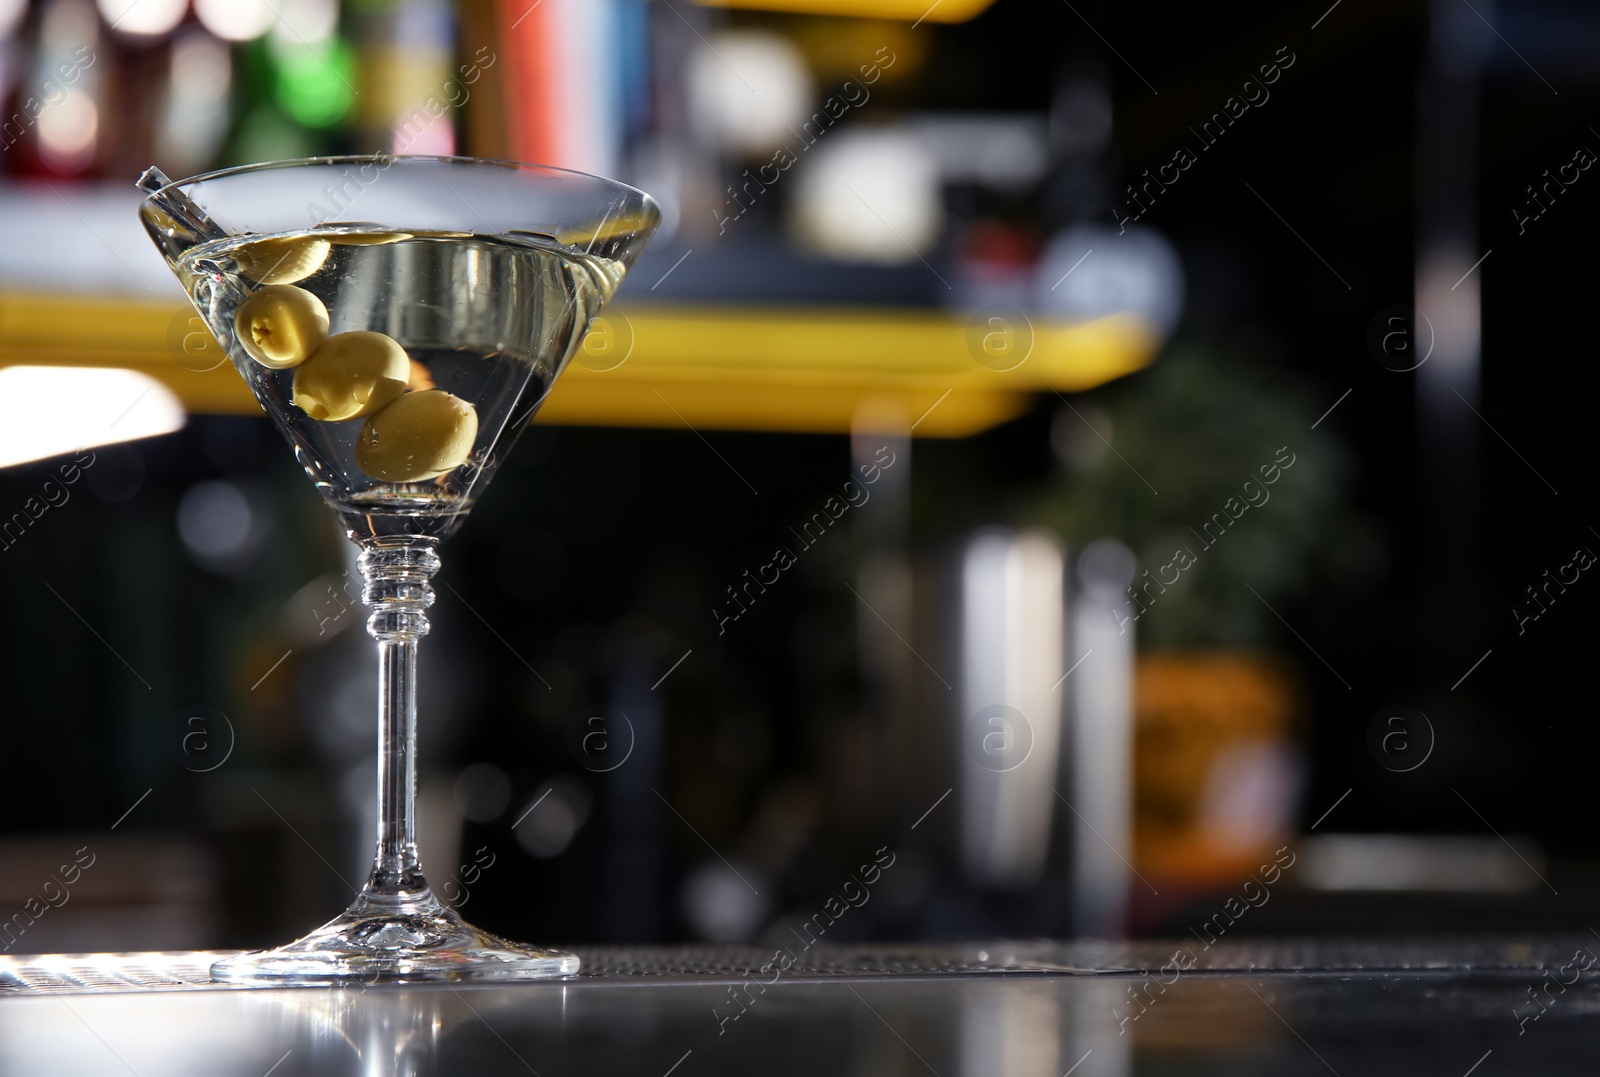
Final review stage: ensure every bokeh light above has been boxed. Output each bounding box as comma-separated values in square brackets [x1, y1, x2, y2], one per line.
[96, 0, 187, 37]
[0, 0, 28, 38]
[0, 367, 184, 469]
[513, 776, 592, 859]
[156, 29, 233, 176]
[274, 38, 355, 128]
[177, 480, 260, 571]
[194, 0, 273, 42]
[270, 0, 337, 46]
[688, 30, 813, 153]
[792, 128, 941, 263]
[37, 90, 99, 172]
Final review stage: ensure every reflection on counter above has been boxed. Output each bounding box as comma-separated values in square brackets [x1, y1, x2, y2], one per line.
[2, 942, 1597, 1076]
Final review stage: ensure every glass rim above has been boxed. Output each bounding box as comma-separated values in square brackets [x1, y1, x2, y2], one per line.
[138, 153, 660, 213]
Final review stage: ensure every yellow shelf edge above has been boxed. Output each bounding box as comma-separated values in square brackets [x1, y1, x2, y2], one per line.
[0, 293, 1158, 436]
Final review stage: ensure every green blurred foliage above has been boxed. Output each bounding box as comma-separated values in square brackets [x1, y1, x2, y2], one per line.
[1031, 339, 1385, 646]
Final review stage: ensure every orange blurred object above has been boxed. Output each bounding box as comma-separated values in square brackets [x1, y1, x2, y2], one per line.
[1133, 652, 1303, 888]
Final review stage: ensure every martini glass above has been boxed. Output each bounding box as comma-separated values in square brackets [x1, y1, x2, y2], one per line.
[137, 156, 659, 983]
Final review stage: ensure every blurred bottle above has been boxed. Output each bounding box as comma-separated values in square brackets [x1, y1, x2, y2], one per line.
[0, 0, 29, 173]
[209, 0, 353, 166]
[958, 529, 1065, 891]
[498, 0, 631, 175]
[349, 0, 455, 155]
[152, 27, 232, 178]
[4, 0, 104, 178]
[1069, 539, 1135, 939]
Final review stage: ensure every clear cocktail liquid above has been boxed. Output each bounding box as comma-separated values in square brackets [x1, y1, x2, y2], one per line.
[176, 228, 623, 542]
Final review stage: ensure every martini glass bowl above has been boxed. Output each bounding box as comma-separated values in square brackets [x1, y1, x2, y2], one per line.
[138, 156, 659, 984]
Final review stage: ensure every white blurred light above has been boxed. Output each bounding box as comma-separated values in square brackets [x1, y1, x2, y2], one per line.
[269, 0, 337, 45]
[0, 367, 184, 469]
[194, 0, 273, 41]
[793, 128, 941, 263]
[0, 0, 28, 38]
[958, 530, 1065, 890]
[1300, 834, 1543, 892]
[177, 480, 257, 566]
[37, 90, 98, 170]
[688, 30, 813, 154]
[172, 26, 232, 87]
[514, 776, 592, 859]
[156, 29, 232, 175]
[1417, 250, 1479, 377]
[1069, 537, 1136, 938]
[682, 861, 768, 942]
[97, 0, 186, 37]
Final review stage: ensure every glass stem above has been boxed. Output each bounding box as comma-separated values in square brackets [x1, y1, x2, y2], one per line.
[358, 539, 441, 902]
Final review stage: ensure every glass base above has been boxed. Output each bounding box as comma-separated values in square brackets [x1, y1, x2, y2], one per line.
[210, 891, 579, 985]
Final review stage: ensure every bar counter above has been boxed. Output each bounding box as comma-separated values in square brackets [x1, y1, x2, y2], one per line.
[1, 940, 1594, 1074]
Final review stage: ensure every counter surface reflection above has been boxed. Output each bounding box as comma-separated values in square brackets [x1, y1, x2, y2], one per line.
[0, 941, 1594, 1075]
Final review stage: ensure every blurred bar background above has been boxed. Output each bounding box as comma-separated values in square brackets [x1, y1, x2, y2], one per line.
[0, 0, 1596, 957]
